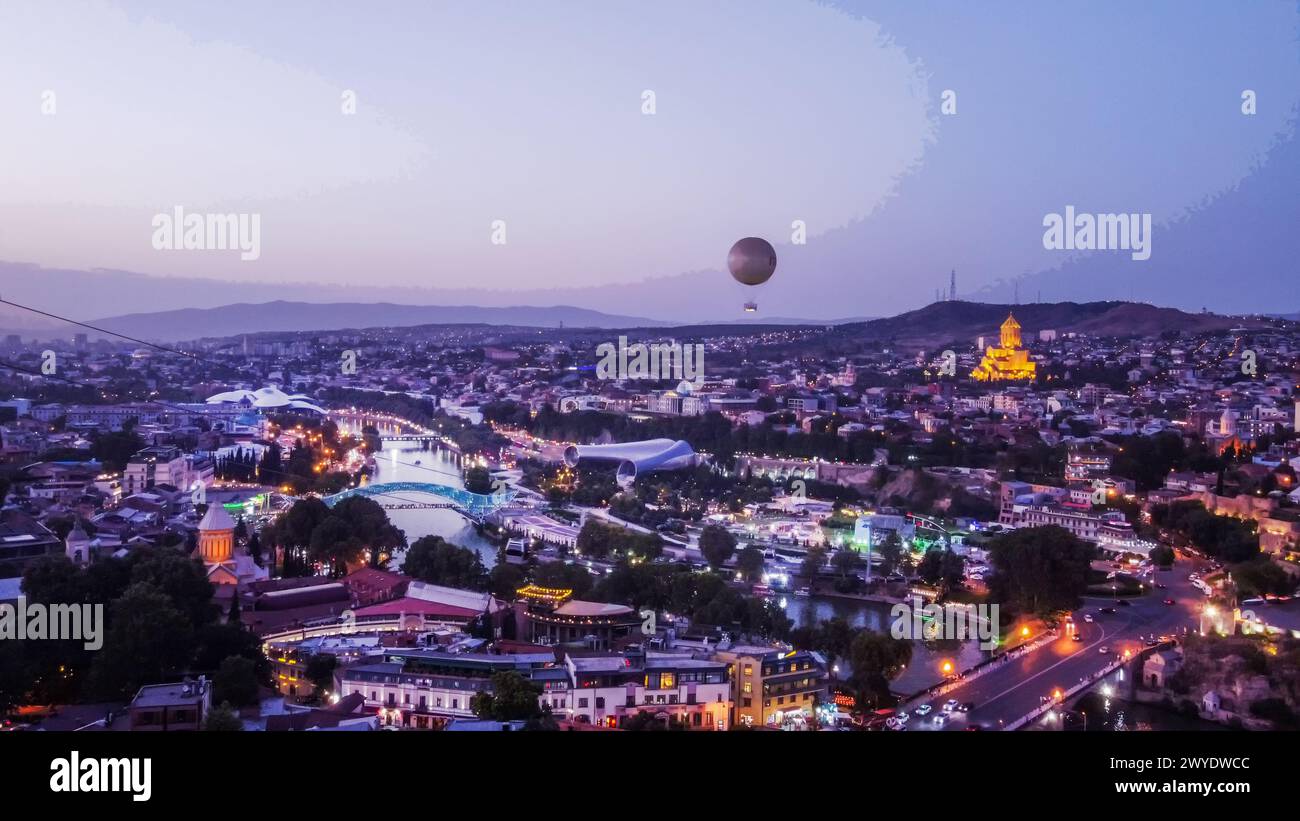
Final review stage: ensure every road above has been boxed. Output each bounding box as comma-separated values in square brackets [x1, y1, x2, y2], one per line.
[902, 554, 1215, 731]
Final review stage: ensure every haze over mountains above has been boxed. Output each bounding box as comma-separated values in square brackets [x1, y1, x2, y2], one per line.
[0, 286, 1270, 347]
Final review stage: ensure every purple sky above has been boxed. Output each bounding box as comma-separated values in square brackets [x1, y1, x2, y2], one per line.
[1, 0, 1298, 320]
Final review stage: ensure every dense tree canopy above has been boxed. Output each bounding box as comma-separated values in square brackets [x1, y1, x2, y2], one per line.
[986, 526, 1093, 615]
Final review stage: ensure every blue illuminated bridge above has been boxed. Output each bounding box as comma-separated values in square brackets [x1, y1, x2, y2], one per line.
[323, 482, 517, 521]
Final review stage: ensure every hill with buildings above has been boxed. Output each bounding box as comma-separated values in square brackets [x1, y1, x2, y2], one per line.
[831, 300, 1278, 350]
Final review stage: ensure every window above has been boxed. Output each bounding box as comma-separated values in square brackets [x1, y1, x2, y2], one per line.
[658, 672, 675, 689]
[595, 697, 605, 709]
[578, 698, 589, 708]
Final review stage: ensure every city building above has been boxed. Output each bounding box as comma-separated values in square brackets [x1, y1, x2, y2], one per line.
[336, 648, 559, 729]
[0, 509, 63, 575]
[515, 584, 642, 650]
[565, 653, 732, 729]
[129, 678, 212, 731]
[972, 314, 1037, 382]
[123, 446, 190, 496]
[714, 646, 830, 728]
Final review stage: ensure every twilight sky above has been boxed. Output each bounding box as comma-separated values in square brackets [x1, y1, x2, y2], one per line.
[1, 0, 1298, 320]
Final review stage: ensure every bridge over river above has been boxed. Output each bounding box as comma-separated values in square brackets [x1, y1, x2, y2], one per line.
[324, 481, 516, 522]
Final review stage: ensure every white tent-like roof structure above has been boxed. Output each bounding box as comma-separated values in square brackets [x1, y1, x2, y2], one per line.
[205, 386, 325, 415]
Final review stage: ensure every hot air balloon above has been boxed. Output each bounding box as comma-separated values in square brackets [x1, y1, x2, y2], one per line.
[727, 237, 777, 312]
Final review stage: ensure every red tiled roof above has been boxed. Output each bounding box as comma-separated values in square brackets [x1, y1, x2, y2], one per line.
[352, 597, 481, 620]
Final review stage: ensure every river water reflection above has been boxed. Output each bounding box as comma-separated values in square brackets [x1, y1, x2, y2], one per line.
[335, 414, 985, 691]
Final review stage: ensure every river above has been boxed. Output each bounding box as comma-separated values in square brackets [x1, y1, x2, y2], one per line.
[333, 413, 984, 690]
[334, 414, 500, 569]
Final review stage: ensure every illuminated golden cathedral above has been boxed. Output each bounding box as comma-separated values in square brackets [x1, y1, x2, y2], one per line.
[971, 313, 1036, 382]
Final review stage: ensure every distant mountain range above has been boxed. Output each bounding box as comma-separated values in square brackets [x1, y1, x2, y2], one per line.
[86, 301, 670, 339]
[0, 295, 874, 342]
[0, 288, 1272, 346]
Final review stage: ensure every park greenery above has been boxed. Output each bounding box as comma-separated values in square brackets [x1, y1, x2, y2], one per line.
[1, 547, 268, 711]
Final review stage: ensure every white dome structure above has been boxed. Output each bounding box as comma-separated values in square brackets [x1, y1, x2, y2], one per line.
[206, 386, 325, 415]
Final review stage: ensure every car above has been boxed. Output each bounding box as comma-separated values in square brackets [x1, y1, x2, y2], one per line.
[942, 699, 960, 713]
[960, 702, 975, 712]
[1154, 582, 1167, 589]
[1072, 633, 1083, 642]
[932, 714, 949, 727]
[1117, 599, 1132, 607]
[1099, 646, 1110, 654]
[1163, 598, 1175, 605]
[1099, 606, 1116, 614]
[895, 711, 910, 723]
[1083, 614, 1094, 623]
[915, 704, 932, 716]
[964, 725, 983, 731]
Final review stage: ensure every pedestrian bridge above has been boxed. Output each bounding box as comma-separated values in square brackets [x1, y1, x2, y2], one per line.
[323, 481, 516, 519]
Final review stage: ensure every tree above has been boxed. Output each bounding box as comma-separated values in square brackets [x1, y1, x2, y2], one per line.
[918, 549, 964, 593]
[305, 655, 338, 702]
[470, 671, 542, 721]
[463, 466, 494, 494]
[736, 546, 765, 583]
[203, 702, 244, 731]
[330, 495, 407, 568]
[800, 545, 828, 581]
[194, 621, 266, 678]
[1232, 556, 1294, 598]
[87, 582, 195, 699]
[875, 532, 903, 577]
[212, 655, 260, 707]
[987, 526, 1092, 615]
[0, 640, 32, 714]
[532, 561, 594, 598]
[1149, 544, 1174, 568]
[127, 548, 217, 629]
[699, 524, 737, 570]
[790, 615, 854, 665]
[847, 629, 913, 710]
[486, 561, 527, 600]
[403, 536, 486, 590]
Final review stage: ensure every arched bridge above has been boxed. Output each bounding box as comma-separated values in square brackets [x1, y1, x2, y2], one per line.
[324, 482, 516, 520]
